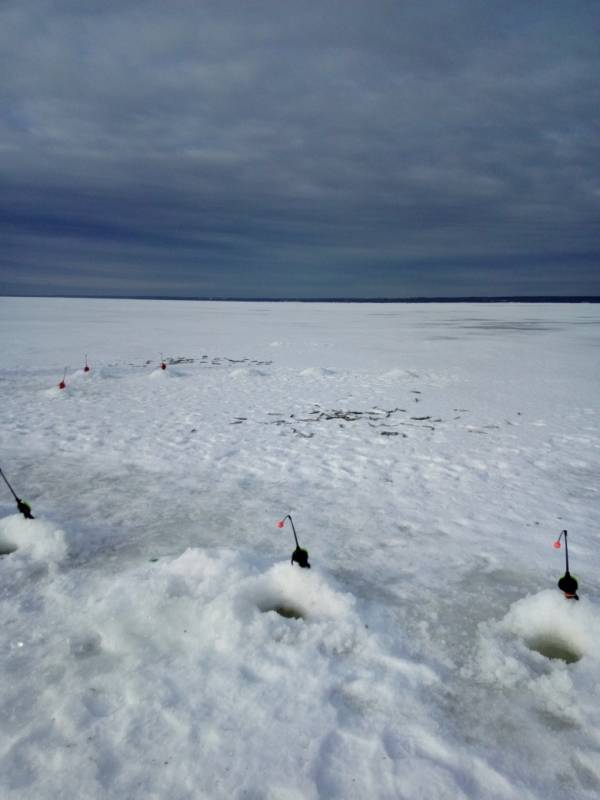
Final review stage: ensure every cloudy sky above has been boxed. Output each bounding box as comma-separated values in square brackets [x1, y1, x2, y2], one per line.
[1, 0, 599, 298]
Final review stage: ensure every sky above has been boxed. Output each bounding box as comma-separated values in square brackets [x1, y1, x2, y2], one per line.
[1, 0, 599, 299]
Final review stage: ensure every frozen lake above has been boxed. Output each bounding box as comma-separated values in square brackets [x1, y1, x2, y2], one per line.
[1, 298, 599, 799]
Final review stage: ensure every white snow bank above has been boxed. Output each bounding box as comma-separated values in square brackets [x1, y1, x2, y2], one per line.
[0, 514, 68, 563]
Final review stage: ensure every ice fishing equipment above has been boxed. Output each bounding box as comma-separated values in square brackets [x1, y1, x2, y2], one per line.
[58, 368, 67, 390]
[277, 514, 310, 568]
[84, 354, 90, 373]
[554, 530, 579, 600]
[0, 466, 35, 519]
[160, 353, 167, 370]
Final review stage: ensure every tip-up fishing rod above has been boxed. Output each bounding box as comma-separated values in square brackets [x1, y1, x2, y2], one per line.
[277, 514, 310, 568]
[0, 466, 34, 519]
[554, 530, 579, 600]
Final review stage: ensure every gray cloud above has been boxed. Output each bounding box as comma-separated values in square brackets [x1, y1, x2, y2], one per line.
[1, 0, 599, 297]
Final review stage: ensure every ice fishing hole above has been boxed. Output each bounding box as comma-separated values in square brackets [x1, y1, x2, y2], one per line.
[260, 604, 304, 620]
[526, 635, 582, 664]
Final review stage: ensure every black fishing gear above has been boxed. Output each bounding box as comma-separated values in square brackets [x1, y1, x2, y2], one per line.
[553, 530, 579, 600]
[277, 514, 310, 568]
[0, 466, 35, 519]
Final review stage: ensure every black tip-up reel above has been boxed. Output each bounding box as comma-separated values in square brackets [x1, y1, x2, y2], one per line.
[1, 467, 35, 520]
[277, 514, 310, 568]
[554, 530, 579, 600]
[292, 545, 310, 569]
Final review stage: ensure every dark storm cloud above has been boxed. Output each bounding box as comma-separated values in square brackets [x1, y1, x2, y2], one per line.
[1, 0, 599, 297]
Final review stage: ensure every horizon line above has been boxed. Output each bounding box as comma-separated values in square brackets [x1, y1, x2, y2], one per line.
[1, 294, 599, 304]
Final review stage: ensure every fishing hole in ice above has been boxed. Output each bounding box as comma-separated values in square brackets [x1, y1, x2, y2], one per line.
[491, 589, 589, 669]
[254, 574, 307, 620]
[0, 541, 18, 557]
[250, 566, 308, 621]
[259, 603, 305, 620]
[525, 634, 582, 664]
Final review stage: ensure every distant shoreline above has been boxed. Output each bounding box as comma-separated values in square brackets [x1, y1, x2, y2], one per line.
[1, 295, 599, 304]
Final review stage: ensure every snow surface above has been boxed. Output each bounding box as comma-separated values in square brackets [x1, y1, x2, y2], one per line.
[0, 297, 599, 799]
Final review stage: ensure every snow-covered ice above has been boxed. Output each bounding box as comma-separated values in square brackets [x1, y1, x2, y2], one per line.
[0, 298, 599, 799]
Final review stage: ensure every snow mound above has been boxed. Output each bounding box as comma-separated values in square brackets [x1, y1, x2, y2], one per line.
[299, 367, 336, 377]
[163, 550, 361, 650]
[99, 366, 124, 379]
[0, 514, 68, 563]
[502, 590, 598, 663]
[148, 367, 170, 379]
[467, 590, 600, 728]
[236, 561, 358, 646]
[380, 367, 452, 386]
[85, 548, 372, 689]
[42, 385, 68, 397]
[229, 367, 268, 378]
[246, 561, 354, 621]
[69, 368, 92, 382]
